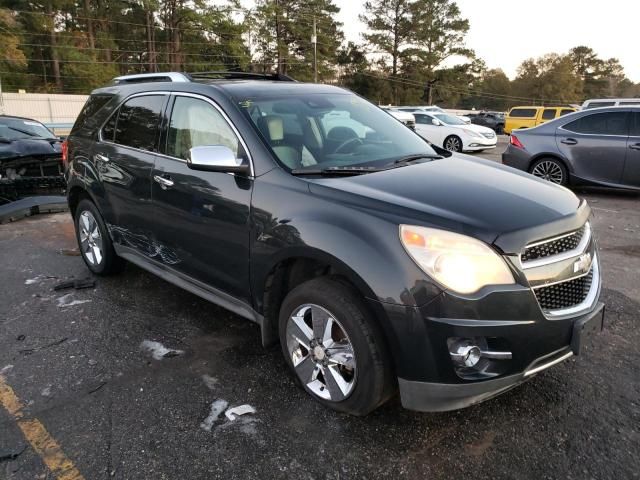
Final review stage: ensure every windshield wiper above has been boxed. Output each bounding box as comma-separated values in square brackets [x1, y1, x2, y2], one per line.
[393, 154, 443, 164]
[291, 166, 385, 176]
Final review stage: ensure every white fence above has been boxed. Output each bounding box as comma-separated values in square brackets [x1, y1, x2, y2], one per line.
[0, 92, 88, 135]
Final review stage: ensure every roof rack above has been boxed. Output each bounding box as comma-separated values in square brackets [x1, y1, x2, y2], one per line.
[187, 71, 296, 82]
[111, 72, 191, 85]
[110, 71, 296, 86]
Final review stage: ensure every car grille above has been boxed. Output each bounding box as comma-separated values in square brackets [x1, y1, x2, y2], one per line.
[534, 268, 594, 311]
[521, 225, 587, 263]
[481, 132, 496, 139]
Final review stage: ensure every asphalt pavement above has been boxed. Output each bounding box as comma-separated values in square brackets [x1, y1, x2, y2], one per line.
[0, 140, 638, 479]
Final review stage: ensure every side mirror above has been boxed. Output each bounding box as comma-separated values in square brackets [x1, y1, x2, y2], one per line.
[187, 145, 250, 175]
[431, 118, 442, 126]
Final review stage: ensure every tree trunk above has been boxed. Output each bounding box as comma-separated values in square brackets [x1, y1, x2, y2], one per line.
[84, 0, 95, 52]
[47, 1, 62, 89]
[145, 3, 156, 72]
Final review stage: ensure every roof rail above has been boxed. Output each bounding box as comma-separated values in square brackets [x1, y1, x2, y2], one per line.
[187, 71, 296, 82]
[111, 72, 191, 85]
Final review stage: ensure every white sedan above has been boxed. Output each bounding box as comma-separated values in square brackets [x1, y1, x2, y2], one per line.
[412, 112, 497, 153]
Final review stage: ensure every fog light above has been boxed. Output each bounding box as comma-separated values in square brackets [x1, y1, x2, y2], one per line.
[449, 341, 482, 367]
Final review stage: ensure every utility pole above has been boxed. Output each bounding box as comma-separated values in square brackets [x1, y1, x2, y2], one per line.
[312, 16, 317, 83]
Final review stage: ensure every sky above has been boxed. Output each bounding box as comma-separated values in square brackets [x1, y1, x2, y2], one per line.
[336, 0, 640, 82]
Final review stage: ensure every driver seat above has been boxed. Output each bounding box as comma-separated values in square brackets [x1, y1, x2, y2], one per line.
[257, 115, 301, 169]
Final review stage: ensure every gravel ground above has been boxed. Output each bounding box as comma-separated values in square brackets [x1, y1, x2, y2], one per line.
[0, 141, 638, 479]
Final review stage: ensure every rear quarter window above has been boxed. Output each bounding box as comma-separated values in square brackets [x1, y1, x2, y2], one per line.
[542, 109, 557, 120]
[71, 94, 114, 136]
[509, 108, 538, 118]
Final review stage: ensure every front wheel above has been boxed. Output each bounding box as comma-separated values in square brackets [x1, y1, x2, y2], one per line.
[444, 135, 463, 152]
[279, 277, 395, 415]
[74, 199, 125, 275]
[529, 157, 568, 186]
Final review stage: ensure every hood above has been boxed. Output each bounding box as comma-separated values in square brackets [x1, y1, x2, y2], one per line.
[307, 156, 581, 251]
[0, 138, 62, 161]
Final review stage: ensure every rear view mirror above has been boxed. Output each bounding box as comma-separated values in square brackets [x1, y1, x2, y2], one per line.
[188, 145, 249, 175]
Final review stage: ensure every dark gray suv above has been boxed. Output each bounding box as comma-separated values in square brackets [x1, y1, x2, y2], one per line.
[503, 106, 640, 189]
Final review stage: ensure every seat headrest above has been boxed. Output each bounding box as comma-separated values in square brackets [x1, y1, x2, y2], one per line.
[257, 115, 285, 142]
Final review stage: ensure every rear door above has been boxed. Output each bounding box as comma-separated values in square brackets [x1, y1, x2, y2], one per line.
[151, 93, 253, 302]
[92, 93, 167, 253]
[623, 112, 640, 187]
[557, 111, 629, 184]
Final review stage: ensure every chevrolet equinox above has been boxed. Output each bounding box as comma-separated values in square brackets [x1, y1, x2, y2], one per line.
[65, 72, 604, 415]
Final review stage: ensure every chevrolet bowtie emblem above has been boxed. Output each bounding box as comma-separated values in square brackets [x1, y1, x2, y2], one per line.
[573, 252, 592, 274]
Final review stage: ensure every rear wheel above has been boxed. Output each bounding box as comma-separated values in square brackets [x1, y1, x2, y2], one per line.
[529, 157, 568, 186]
[74, 199, 125, 275]
[444, 135, 463, 152]
[279, 277, 394, 415]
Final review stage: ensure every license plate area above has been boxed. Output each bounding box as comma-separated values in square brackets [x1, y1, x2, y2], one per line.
[571, 303, 604, 355]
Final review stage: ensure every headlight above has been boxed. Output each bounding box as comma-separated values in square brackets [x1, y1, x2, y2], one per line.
[462, 129, 482, 138]
[399, 225, 515, 294]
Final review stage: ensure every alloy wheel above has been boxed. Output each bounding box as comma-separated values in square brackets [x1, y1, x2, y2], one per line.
[445, 136, 462, 152]
[531, 160, 564, 184]
[78, 210, 104, 266]
[285, 304, 356, 402]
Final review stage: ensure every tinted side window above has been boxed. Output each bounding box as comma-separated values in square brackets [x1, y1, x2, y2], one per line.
[72, 94, 113, 135]
[510, 108, 537, 118]
[620, 101, 640, 106]
[113, 95, 164, 151]
[414, 114, 431, 125]
[630, 113, 640, 136]
[563, 112, 628, 135]
[101, 112, 117, 141]
[166, 96, 244, 161]
[560, 109, 574, 116]
[542, 109, 556, 120]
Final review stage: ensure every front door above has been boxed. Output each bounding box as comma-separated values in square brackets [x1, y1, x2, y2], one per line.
[151, 94, 253, 303]
[624, 112, 640, 187]
[557, 111, 629, 185]
[91, 94, 167, 254]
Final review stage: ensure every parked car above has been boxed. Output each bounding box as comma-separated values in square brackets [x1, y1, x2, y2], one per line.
[398, 106, 471, 124]
[66, 72, 603, 415]
[503, 106, 640, 189]
[0, 115, 65, 202]
[412, 111, 497, 152]
[582, 98, 640, 109]
[505, 106, 576, 134]
[470, 111, 506, 134]
[381, 107, 416, 130]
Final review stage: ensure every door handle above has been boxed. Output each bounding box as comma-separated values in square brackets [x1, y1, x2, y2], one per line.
[561, 138, 578, 145]
[153, 174, 174, 190]
[629, 143, 640, 151]
[94, 153, 110, 162]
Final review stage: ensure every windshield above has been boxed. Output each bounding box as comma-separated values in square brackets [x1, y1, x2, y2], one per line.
[238, 93, 436, 172]
[434, 113, 467, 126]
[0, 118, 56, 140]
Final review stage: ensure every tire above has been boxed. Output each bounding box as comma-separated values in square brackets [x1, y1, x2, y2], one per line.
[74, 198, 125, 275]
[279, 277, 395, 415]
[444, 135, 463, 152]
[529, 157, 568, 186]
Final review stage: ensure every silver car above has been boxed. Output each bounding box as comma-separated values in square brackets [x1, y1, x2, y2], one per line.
[502, 106, 640, 189]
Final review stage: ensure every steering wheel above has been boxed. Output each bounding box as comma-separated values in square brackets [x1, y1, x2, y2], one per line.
[334, 137, 364, 154]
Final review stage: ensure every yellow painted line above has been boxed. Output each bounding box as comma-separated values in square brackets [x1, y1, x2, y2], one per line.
[0, 374, 85, 480]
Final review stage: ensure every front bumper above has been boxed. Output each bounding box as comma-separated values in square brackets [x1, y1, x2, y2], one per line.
[464, 137, 497, 151]
[395, 302, 604, 412]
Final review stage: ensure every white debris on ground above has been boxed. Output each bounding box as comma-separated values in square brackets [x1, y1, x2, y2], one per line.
[0, 365, 14, 375]
[200, 399, 229, 432]
[225, 404, 256, 421]
[201, 374, 218, 390]
[140, 340, 185, 360]
[56, 294, 92, 308]
[24, 274, 56, 285]
[41, 386, 52, 397]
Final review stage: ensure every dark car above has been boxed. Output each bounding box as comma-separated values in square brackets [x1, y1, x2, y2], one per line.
[503, 106, 640, 189]
[0, 115, 66, 202]
[470, 111, 505, 134]
[65, 72, 604, 415]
